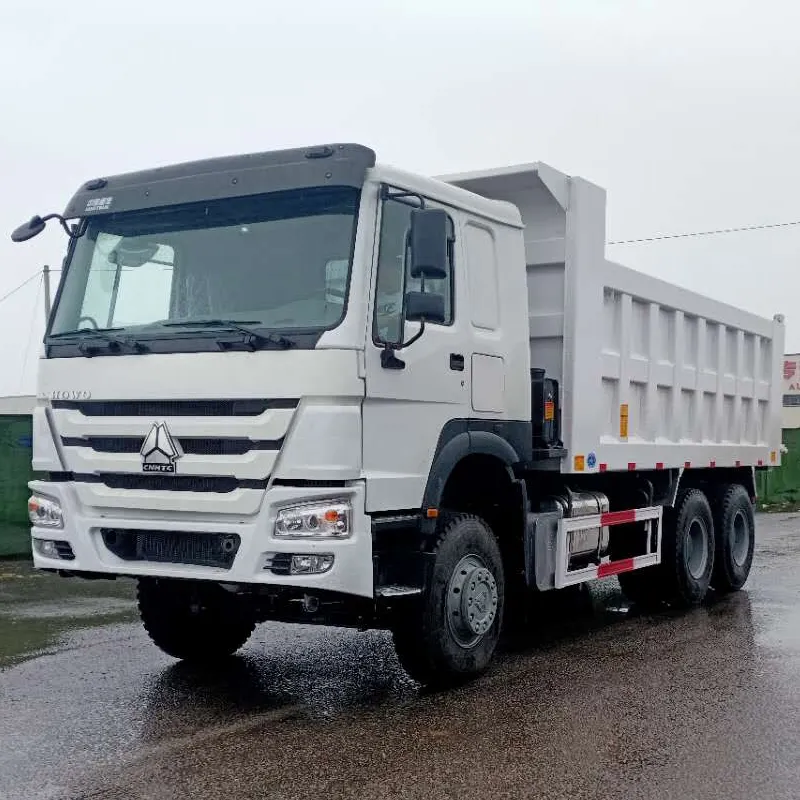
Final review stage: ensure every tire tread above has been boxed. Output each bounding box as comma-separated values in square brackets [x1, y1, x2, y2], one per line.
[137, 579, 255, 662]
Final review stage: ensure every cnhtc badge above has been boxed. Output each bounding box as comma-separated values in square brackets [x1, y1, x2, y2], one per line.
[140, 422, 183, 473]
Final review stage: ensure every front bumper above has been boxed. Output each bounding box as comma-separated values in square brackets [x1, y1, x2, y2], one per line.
[28, 480, 374, 599]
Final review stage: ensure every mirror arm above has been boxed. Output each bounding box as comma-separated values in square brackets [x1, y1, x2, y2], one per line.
[378, 319, 428, 370]
[41, 213, 84, 240]
[380, 185, 426, 208]
[398, 319, 426, 350]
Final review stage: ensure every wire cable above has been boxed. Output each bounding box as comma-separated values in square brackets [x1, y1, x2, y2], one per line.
[608, 219, 800, 245]
[0, 271, 43, 306]
[18, 273, 43, 394]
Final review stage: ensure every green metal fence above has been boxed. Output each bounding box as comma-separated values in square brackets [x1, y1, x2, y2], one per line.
[756, 428, 800, 509]
[0, 415, 33, 557]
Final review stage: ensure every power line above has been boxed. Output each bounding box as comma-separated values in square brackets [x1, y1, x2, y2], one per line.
[608, 219, 800, 245]
[18, 274, 43, 395]
[0, 271, 42, 305]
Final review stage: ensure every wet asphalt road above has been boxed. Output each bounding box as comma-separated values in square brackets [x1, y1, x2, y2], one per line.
[1, 513, 799, 800]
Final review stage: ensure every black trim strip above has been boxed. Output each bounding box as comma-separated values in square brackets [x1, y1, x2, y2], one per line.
[52, 398, 297, 416]
[371, 512, 422, 532]
[47, 471, 267, 493]
[270, 478, 350, 489]
[61, 436, 284, 455]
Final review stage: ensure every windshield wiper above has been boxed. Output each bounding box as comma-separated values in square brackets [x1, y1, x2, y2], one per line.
[160, 319, 296, 350]
[47, 328, 148, 356]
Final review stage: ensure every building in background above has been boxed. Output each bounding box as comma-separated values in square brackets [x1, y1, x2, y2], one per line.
[758, 356, 800, 507]
[0, 395, 35, 557]
[782, 354, 800, 428]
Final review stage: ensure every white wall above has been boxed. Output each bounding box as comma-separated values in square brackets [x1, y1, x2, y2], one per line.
[0, 395, 35, 415]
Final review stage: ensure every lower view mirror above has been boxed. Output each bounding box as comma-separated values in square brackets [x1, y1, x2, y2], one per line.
[405, 291, 445, 325]
[109, 239, 161, 268]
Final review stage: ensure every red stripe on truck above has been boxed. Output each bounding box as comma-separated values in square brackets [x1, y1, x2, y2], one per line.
[656, 462, 664, 470]
[601, 510, 638, 526]
[597, 558, 636, 578]
[628, 462, 636, 471]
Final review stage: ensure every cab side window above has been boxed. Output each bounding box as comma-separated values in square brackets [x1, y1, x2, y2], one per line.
[374, 196, 454, 343]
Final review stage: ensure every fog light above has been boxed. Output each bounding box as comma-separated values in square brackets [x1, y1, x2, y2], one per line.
[28, 495, 64, 529]
[33, 539, 59, 558]
[290, 554, 334, 575]
[32, 539, 74, 560]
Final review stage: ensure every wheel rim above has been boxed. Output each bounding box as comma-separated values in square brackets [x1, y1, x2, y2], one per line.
[446, 554, 499, 649]
[685, 517, 709, 580]
[730, 510, 751, 567]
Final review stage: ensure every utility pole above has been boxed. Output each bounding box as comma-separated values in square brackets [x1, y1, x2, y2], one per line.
[42, 264, 52, 321]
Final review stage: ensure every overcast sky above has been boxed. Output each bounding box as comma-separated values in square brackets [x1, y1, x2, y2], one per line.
[2, 0, 799, 396]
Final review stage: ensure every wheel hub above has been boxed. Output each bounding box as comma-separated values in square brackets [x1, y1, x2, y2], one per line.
[731, 510, 750, 567]
[685, 517, 709, 580]
[447, 555, 499, 648]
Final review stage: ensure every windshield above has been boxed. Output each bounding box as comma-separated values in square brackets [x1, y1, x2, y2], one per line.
[49, 186, 360, 346]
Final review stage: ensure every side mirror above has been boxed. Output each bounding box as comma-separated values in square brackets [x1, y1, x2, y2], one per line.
[409, 208, 448, 280]
[11, 216, 47, 243]
[405, 291, 445, 325]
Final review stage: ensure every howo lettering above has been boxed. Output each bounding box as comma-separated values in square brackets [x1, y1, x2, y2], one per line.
[12, 144, 784, 684]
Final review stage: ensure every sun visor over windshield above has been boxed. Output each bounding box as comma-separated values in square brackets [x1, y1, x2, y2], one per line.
[63, 143, 376, 219]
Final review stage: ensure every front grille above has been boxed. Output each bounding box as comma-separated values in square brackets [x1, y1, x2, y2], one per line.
[98, 473, 266, 492]
[101, 529, 240, 569]
[48, 472, 268, 492]
[62, 436, 283, 455]
[52, 398, 297, 417]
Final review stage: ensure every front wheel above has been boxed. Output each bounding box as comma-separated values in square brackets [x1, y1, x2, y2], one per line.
[137, 578, 256, 662]
[392, 514, 505, 687]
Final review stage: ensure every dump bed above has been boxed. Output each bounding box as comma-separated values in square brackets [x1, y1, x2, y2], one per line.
[442, 163, 784, 474]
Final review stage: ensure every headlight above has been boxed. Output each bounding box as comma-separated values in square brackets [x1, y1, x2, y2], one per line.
[274, 500, 351, 539]
[28, 495, 64, 529]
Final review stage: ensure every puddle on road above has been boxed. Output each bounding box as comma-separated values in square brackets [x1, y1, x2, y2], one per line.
[0, 561, 137, 669]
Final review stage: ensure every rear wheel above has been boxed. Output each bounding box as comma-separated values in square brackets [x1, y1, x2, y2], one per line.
[712, 484, 755, 593]
[137, 578, 256, 662]
[392, 514, 504, 687]
[619, 489, 715, 608]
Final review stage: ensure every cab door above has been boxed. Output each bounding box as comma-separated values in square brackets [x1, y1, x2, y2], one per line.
[362, 189, 471, 512]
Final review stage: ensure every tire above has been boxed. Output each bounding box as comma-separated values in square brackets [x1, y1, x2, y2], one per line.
[619, 489, 715, 608]
[662, 489, 715, 606]
[137, 578, 256, 662]
[712, 484, 755, 593]
[392, 514, 504, 687]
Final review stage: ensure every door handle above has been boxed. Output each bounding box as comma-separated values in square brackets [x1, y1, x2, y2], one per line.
[449, 353, 465, 371]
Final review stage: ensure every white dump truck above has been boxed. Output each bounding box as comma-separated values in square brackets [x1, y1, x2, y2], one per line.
[12, 145, 783, 684]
